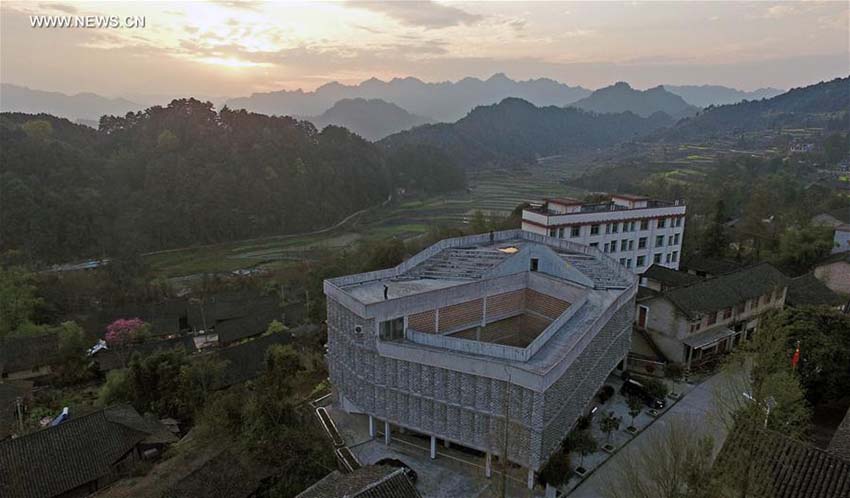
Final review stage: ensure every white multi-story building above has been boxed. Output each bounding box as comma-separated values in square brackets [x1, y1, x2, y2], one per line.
[522, 194, 686, 273]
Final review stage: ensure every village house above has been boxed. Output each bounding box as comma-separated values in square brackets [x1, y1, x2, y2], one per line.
[0, 405, 177, 498]
[635, 263, 788, 370]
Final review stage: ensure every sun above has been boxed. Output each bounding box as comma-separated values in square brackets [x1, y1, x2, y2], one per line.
[198, 56, 272, 69]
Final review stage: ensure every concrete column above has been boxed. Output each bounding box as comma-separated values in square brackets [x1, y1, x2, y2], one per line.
[430, 436, 437, 459]
[435, 308, 440, 333]
[475, 326, 481, 341]
[621, 353, 629, 372]
[444, 439, 451, 449]
[485, 452, 492, 478]
[482, 295, 488, 326]
[368, 415, 375, 439]
[545, 484, 556, 498]
[687, 346, 694, 370]
[527, 468, 535, 490]
[384, 421, 391, 445]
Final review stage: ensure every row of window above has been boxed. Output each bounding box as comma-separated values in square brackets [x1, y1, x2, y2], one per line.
[591, 233, 681, 254]
[549, 216, 685, 239]
[688, 289, 783, 333]
[615, 251, 679, 269]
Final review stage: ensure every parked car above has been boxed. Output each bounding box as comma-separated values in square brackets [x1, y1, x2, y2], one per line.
[620, 377, 665, 410]
[375, 458, 418, 484]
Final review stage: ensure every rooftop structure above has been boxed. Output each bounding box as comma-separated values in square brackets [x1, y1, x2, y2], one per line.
[324, 230, 637, 485]
[297, 465, 421, 498]
[0, 405, 177, 498]
[522, 194, 686, 273]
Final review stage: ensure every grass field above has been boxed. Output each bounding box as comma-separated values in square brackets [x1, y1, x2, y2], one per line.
[145, 161, 589, 278]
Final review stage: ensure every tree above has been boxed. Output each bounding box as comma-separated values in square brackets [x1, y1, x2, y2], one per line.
[105, 318, 150, 368]
[701, 199, 729, 258]
[603, 417, 715, 498]
[599, 411, 623, 444]
[627, 395, 643, 430]
[539, 452, 571, 488]
[127, 348, 190, 419]
[265, 319, 286, 335]
[54, 321, 91, 384]
[21, 119, 53, 140]
[823, 132, 849, 165]
[98, 369, 130, 406]
[568, 430, 598, 470]
[178, 354, 228, 417]
[773, 224, 833, 275]
[0, 266, 43, 337]
[641, 378, 669, 401]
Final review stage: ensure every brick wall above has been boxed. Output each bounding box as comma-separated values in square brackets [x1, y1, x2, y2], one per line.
[526, 289, 570, 319]
[438, 298, 483, 332]
[486, 290, 525, 320]
[408, 310, 436, 333]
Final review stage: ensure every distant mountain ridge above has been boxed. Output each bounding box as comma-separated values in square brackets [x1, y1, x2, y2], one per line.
[304, 98, 430, 141]
[663, 76, 850, 141]
[663, 85, 784, 108]
[0, 83, 142, 124]
[571, 82, 699, 119]
[226, 74, 592, 123]
[380, 97, 673, 169]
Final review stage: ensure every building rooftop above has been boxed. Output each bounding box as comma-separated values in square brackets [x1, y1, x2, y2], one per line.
[787, 273, 845, 308]
[0, 333, 59, 375]
[654, 263, 788, 319]
[642, 264, 703, 289]
[296, 465, 421, 498]
[527, 193, 680, 217]
[717, 427, 850, 498]
[0, 405, 176, 498]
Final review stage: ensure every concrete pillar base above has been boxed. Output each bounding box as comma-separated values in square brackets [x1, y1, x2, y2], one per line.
[368, 415, 375, 439]
[527, 468, 535, 490]
[384, 421, 390, 446]
[485, 453, 492, 478]
[430, 436, 436, 459]
[444, 439, 451, 449]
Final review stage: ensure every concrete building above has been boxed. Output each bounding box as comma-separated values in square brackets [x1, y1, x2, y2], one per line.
[635, 263, 788, 369]
[521, 194, 686, 273]
[324, 230, 637, 487]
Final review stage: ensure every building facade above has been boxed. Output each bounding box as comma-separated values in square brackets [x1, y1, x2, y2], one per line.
[635, 263, 788, 369]
[324, 230, 637, 483]
[521, 194, 686, 273]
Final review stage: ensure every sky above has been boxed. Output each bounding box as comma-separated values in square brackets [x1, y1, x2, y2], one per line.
[1, 0, 848, 99]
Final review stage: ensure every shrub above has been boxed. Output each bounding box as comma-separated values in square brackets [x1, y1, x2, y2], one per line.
[576, 414, 591, 431]
[596, 385, 615, 403]
[539, 452, 571, 487]
[642, 378, 669, 400]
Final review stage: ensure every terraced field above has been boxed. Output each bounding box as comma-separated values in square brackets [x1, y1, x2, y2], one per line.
[145, 162, 589, 278]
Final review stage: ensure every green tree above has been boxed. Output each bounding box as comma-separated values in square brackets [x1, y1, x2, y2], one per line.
[599, 411, 623, 444]
[54, 321, 91, 384]
[98, 369, 130, 406]
[178, 354, 228, 417]
[627, 395, 643, 429]
[265, 319, 286, 335]
[539, 451, 571, 488]
[21, 119, 53, 140]
[127, 348, 191, 419]
[569, 430, 598, 470]
[701, 199, 729, 258]
[823, 132, 849, 164]
[0, 266, 43, 337]
[773, 224, 833, 274]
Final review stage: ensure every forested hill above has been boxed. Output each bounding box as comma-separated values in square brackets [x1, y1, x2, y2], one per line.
[0, 100, 464, 265]
[571, 82, 698, 119]
[663, 76, 850, 141]
[379, 97, 673, 169]
[305, 98, 431, 141]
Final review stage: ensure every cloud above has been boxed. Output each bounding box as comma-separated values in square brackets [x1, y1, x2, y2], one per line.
[764, 5, 796, 19]
[345, 1, 483, 29]
[210, 1, 263, 11]
[39, 3, 77, 14]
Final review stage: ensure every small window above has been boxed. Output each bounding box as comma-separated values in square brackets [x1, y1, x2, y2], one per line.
[590, 224, 600, 235]
[655, 235, 664, 247]
[627, 258, 632, 268]
[549, 228, 557, 237]
[530, 258, 539, 272]
[612, 223, 619, 233]
[640, 220, 649, 230]
[619, 258, 627, 266]
[590, 242, 599, 248]
[604, 242, 610, 253]
[672, 251, 678, 262]
[654, 253, 662, 263]
[668, 235, 674, 246]
[673, 234, 680, 245]
[621, 239, 628, 251]
[637, 255, 646, 267]
[628, 240, 634, 251]
[638, 237, 647, 249]
[571, 226, 581, 238]
[707, 313, 717, 326]
[657, 219, 666, 229]
[605, 224, 611, 234]
[558, 227, 565, 238]
[666, 253, 672, 263]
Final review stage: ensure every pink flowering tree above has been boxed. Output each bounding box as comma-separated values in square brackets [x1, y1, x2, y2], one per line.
[105, 318, 149, 367]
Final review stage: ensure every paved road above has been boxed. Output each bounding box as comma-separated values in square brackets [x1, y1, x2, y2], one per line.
[568, 370, 744, 498]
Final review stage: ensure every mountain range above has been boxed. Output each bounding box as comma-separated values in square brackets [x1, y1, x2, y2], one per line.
[0, 83, 143, 124]
[380, 97, 673, 169]
[226, 74, 592, 123]
[665, 76, 849, 141]
[571, 82, 699, 120]
[661, 85, 784, 108]
[304, 98, 431, 141]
